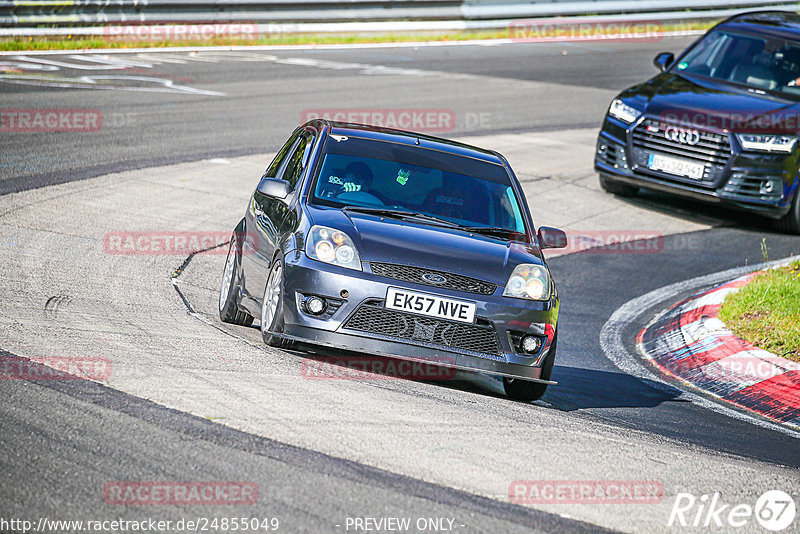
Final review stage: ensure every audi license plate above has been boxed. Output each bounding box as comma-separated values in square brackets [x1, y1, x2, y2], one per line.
[647, 153, 705, 180]
[385, 287, 476, 324]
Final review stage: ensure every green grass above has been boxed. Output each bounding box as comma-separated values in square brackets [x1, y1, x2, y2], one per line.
[719, 261, 800, 362]
[0, 20, 713, 52]
[0, 30, 511, 51]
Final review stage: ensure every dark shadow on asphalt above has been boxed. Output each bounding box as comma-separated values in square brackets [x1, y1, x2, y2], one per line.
[609, 188, 783, 234]
[294, 347, 687, 411]
[543, 365, 685, 411]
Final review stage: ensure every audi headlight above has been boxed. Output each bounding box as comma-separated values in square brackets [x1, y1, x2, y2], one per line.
[736, 134, 797, 154]
[503, 264, 551, 301]
[608, 99, 642, 124]
[306, 225, 362, 271]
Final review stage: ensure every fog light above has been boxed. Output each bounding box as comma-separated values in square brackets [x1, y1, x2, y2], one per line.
[303, 296, 326, 315]
[521, 335, 542, 354]
[760, 180, 775, 195]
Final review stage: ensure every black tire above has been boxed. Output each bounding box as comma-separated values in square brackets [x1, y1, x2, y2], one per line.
[503, 333, 557, 402]
[774, 188, 800, 235]
[218, 235, 254, 327]
[599, 175, 639, 197]
[260, 257, 295, 349]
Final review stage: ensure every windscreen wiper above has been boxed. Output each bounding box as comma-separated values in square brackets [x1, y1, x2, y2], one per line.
[341, 206, 412, 218]
[341, 206, 462, 228]
[458, 226, 526, 238]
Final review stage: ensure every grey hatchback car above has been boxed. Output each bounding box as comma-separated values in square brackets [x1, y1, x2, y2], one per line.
[219, 120, 567, 401]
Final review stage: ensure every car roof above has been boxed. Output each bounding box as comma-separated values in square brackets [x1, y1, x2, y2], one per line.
[308, 120, 505, 166]
[717, 10, 800, 40]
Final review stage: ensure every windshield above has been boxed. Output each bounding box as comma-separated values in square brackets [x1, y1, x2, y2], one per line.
[310, 136, 527, 235]
[673, 29, 800, 99]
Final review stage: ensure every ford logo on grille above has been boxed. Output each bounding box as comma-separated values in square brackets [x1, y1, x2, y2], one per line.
[665, 126, 700, 146]
[421, 272, 447, 285]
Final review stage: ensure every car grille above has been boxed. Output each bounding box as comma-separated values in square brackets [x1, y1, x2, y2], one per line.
[630, 118, 732, 186]
[369, 263, 497, 295]
[343, 301, 502, 357]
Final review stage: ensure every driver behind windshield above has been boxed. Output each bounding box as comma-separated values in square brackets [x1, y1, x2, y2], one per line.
[341, 162, 373, 192]
[319, 161, 374, 198]
[780, 47, 800, 87]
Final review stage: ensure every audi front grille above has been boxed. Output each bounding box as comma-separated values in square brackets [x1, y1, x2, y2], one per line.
[630, 118, 732, 187]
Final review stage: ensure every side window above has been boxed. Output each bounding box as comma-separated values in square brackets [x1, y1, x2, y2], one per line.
[503, 187, 526, 233]
[281, 131, 315, 190]
[262, 132, 299, 180]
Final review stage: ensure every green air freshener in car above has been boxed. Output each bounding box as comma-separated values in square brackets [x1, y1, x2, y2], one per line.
[397, 169, 410, 185]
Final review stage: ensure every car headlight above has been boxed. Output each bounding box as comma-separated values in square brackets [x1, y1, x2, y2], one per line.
[503, 264, 551, 301]
[608, 99, 642, 124]
[306, 225, 362, 271]
[736, 134, 797, 154]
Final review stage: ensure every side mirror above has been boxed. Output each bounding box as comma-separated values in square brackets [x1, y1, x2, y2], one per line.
[256, 177, 291, 199]
[537, 226, 568, 250]
[653, 52, 675, 72]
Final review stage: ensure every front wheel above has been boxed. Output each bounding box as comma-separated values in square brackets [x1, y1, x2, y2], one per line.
[774, 188, 800, 235]
[503, 333, 557, 402]
[218, 236, 254, 327]
[260, 257, 294, 349]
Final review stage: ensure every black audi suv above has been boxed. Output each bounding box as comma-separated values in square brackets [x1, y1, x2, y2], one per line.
[595, 11, 800, 233]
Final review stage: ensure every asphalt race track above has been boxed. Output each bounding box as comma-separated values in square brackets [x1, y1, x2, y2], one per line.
[0, 38, 687, 193]
[1, 36, 799, 533]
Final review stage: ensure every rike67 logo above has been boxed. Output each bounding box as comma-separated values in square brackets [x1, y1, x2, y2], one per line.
[669, 490, 796, 531]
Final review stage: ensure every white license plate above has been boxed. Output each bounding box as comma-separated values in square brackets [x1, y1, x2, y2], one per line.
[385, 287, 476, 324]
[647, 153, 705, 180]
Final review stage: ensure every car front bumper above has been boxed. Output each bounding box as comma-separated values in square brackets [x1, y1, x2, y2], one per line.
[277, 252, 559, 383]
[595, 115, 800, 219]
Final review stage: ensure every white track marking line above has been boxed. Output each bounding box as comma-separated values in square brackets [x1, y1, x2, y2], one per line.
[1, 52, 442, 92]
[273, 57, 438, 76]
[600, 255, 800, 438]
[70, 54, 154, 68]
[11, 54, 133, 70]
[0, 74, 226, 95]
[132, 53, 191, 64]
[0, 61, 59, 71]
